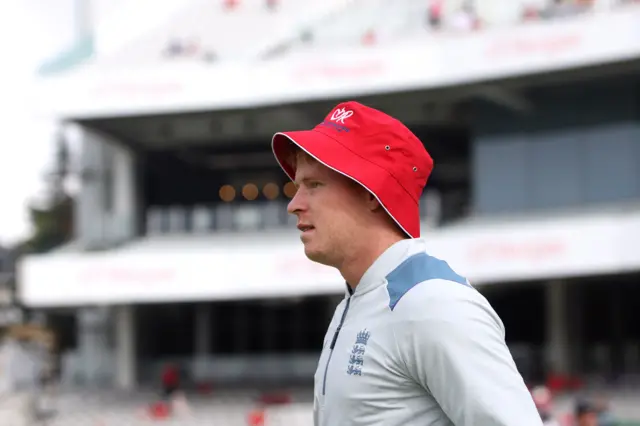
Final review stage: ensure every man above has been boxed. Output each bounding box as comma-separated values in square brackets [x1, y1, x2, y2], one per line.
[271, 101, 542, 425]
[574, 400, 599, 426]
[160, 363, 180, 400]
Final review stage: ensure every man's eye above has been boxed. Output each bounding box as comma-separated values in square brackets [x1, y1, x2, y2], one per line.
[308, 181, 322, 189]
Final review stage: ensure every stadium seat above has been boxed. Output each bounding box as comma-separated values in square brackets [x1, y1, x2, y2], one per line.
[224, 0, 239, 10]
[546, 374, 568, 392]
[266, 0, 278, 11]
[258, 391, 292, 405]
[546, 374, 585, 393]
[361, 30, 377, 46]
[148, 401, 171, 419]
[247, 408, 266, 426]
[196, 381, 214, 395]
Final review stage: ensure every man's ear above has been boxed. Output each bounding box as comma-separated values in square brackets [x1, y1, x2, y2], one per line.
[364, 191, 381, 212]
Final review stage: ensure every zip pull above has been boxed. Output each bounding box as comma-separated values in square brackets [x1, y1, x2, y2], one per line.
[329, 324, 342, 349]
[330, 297, 351, 349]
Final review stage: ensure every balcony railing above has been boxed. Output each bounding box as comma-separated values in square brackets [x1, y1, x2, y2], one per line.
[145, 190, 447, 235]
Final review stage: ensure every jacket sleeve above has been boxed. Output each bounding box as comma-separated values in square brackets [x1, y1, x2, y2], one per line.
[394, 284, 543, 426]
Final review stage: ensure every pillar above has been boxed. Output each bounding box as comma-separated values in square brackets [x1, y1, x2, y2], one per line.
[193, 304, 211, 380]
[77, 307, 110, 387]
[75, 126, 139, 248]
[545, 280, 571, 375]
[115, 305, 136, 390]
[195, 304, 212, 355]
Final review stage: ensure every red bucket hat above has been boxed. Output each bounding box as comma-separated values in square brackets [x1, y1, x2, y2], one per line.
[271, 101, 434, 238]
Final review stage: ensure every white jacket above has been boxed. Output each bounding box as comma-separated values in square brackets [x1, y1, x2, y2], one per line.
[313, 238, 543, 426]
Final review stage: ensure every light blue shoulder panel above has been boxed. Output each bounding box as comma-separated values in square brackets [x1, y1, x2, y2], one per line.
[386, 252, 469, 311]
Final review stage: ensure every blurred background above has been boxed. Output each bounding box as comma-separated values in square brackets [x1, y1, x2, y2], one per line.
[0, 0, 640, 425]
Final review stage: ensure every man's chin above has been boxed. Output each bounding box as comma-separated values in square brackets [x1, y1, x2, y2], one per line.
[303, 245, 332, 266]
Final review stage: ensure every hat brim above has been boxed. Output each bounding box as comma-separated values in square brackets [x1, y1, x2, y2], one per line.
[271, 129, 419, 238]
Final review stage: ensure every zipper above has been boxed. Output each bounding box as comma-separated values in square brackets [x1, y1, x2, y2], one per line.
[322, 296, 351, 396]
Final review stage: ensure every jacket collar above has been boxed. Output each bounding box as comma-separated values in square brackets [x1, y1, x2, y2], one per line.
[345, 238, 424, 297]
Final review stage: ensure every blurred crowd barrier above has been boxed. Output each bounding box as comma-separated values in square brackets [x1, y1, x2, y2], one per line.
[1, 387, 640, 426]
[6, 390, 315, 426]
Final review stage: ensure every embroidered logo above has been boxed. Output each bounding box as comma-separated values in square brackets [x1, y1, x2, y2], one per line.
[347, 329, 370, 376]
[330, 107, 353, 124]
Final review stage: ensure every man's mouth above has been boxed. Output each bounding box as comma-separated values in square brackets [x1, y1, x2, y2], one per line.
[298, 225, 315, 233]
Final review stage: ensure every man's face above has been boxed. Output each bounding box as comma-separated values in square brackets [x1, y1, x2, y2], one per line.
[287, 152, 370, 267]
[577, 413, 598, 426]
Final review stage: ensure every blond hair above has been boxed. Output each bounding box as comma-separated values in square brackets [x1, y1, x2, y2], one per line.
[284, 144, 314, 170]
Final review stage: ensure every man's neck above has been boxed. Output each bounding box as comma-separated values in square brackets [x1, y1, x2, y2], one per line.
[340, 233, 405, 289]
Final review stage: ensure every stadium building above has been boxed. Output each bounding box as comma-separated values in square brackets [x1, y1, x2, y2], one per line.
[15, 0, 640, 421]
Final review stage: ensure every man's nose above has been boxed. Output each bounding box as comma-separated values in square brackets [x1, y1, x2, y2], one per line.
[287, 187, 304, 216]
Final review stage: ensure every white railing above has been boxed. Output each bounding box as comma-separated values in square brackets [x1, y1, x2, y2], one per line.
[280, 0, 639, 52]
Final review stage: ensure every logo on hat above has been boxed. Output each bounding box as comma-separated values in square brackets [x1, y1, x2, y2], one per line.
[330, 108, 353, 124]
